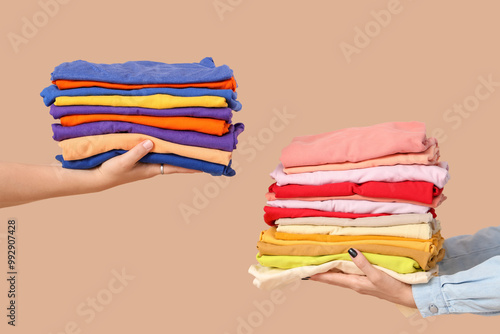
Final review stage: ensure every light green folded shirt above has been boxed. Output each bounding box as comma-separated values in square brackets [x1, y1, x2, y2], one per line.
[256, 251, 423, 274]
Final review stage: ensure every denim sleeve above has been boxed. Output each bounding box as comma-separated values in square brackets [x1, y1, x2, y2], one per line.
[438, 225, 500, 275]
[412, 256, 500, 317]
[411, 225, 500, 317]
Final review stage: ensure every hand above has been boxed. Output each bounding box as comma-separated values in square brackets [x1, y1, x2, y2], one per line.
[94, 140, 201, 189]
[309, 248, 417, 308]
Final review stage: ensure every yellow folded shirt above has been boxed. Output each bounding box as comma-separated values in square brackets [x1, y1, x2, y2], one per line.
[261, 227, 443, 255]
[275, 222, 440, 239]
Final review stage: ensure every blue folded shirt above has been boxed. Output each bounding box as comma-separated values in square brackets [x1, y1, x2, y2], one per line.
[55, 150, 236, 176]
[41, 84, 241, 111]
[50, 57, 234, 84]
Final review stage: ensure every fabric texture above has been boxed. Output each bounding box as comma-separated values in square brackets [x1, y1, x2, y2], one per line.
[283, 145, 440, 174]
[264, 206, 390, 226]
[280, 122, 437, 168]
[275, 213, 436, 227]
[262, 227, 443, 254]
[52, 122, 244, 151]
[271, 162, 450, 188]
[50, 57, 234, 84]
[41, 84, 241, 110]
[50, 105, 235, 120]
[55, 150, 236, 176]
[54, 94, 228, 109]
[256, 252, 423, 274]
[276, 221, 439, 239]
[266, 199, 431, 214]
[59, 133, 232, 164]
[268, 181, 443, 205]
[249, 262, 438, 290]
[53, 76, 237, 91]
[257, 240, 444, 271]
[59, 114, 230, 136]
[265, 192, 445, 208]
[412, 225, 500, 317]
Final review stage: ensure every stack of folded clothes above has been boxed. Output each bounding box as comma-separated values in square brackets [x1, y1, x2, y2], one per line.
[249, 122, 450, 290]
[40, 57, 244, 176]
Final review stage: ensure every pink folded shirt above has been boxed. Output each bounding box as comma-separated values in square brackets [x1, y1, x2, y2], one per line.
[265, 192, 446, 208]
[266, 199, 431, 214]
[271, 162, 450, 188]
[280, 122, 437, 168]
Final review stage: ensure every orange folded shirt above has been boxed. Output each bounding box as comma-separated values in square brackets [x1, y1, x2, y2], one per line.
[52, 76, 237, 91]
[60, 114, 230, 136]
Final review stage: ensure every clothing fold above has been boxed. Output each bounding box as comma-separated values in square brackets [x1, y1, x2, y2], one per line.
[52, 122, 244, 151]
[59, 133, 232, 164]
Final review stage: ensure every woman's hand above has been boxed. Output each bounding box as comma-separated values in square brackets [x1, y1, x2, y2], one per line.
[309, 248, 417, 308]
[0, 140, 201, 208]
[95, 140, 200, 189]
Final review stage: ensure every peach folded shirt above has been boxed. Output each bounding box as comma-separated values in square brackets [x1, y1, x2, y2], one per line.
[283, 144, 440, 174]
[60, 114, 230, 136]
[59, 133, 232, 164]
[280, 121, 437, 168]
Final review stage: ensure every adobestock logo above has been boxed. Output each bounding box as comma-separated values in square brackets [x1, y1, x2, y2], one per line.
[7, 0, 73, 54]
[178, 107, 296, 224]
[339, 0, 407, 64]
[213, 0, 243, 21]
[431, 73, 499, 144]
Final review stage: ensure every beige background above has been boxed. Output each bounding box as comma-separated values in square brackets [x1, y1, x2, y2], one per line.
[1, 0, 500, 333]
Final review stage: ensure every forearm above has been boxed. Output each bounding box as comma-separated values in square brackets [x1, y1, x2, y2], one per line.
[439, 225, 500, 275]
[0, 162, 108, 208]
[412, 255, 500, 317]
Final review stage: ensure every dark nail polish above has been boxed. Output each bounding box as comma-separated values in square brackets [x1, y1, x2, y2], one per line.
[301, 277, 311, 280]
[348, 248, 358, 258]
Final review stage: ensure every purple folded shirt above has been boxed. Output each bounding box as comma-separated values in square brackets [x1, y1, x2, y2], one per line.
[52, 122, 245, 152]
[50, 105, 233, 122]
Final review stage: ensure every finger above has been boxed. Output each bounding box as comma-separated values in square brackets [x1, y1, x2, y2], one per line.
[309, 271, 366, 289]
[114, 140, 154, 169]
[348, 248, 384, 283]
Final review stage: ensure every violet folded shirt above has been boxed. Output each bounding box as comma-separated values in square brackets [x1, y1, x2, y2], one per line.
[271, 162, 450, 188]
[49, 105, 234, 121]
[40, 84, 242, 111]
[50, 57, 234, 84]
[280, 122, 437, 168]
[52, 122, 245, 152]
[266, 199, 431, 215]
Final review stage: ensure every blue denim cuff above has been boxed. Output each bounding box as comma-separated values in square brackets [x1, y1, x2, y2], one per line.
[412, 277, 449, 318]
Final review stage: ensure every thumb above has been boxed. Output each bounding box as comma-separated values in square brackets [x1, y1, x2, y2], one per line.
[114, 140, 153, 169]
[348, 248, 383, 283]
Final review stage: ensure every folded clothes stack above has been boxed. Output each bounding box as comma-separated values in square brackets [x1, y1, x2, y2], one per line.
[40, 57, 244, 176]
[249, 122, 450, 290]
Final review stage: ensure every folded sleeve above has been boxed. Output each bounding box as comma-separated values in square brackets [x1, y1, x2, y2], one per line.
[439, 225, 500, 275]
[412, 255, 500, 317]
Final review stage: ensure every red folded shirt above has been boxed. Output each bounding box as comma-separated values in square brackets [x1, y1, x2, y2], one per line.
[263, 206, 437, 226]
[263, 206, 388, 226]
[268, 181, 443, 205]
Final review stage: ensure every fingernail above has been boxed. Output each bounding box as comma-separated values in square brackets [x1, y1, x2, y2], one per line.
[142, 140, 153, 150]
[301, 277, 311, 280]
[348, 248, 358, 258]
